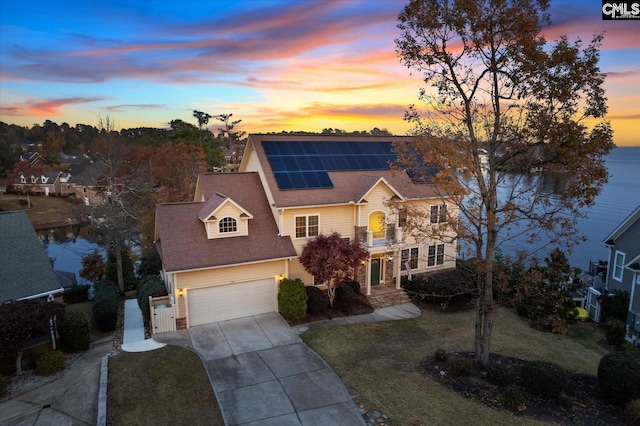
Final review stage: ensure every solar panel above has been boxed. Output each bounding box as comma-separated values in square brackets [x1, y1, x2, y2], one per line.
[262, 140, 397, 190]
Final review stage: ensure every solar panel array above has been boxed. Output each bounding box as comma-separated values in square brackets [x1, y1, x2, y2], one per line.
[262, 141, 396, 190]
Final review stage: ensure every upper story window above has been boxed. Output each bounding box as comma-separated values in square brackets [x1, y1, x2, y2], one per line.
[613, 251, 625, 282]
[398, 207, 407, 228]
[430, 205, 447, 224]
[295, 215, 319, 238]
[219, 217, 238, 233]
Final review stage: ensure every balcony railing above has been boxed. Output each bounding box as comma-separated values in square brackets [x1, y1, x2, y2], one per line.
[361, 227, 403, 247]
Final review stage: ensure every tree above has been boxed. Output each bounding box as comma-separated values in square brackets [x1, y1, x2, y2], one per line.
[79, 249, 105, 283]
[193, 110, 212, 148]
[395, 0, 613, 367]
[0, 299, 65, 375]
[299, 232, 370, 307]
[90, 116, 144, 294]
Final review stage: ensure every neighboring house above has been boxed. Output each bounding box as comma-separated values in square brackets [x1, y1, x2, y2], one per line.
[65, 159, 109, 205]
[19, 152, 46, 167]
[155, 134, 457, 327]
[601, 205, 640, 345]
[0, 210, 64, 303]
[13, 171, 70, 196]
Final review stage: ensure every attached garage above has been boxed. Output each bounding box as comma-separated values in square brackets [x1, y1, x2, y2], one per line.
[186, 278, 277, 326]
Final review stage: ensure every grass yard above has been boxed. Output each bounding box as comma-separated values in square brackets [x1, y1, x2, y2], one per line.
[302, 306, 609, 425]
[107, 345, 224, 426]
[0, 193, 87, 228]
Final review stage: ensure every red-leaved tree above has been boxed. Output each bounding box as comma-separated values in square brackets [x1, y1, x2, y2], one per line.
[80, 249, 106, 283]
[0, 299, 65, 375]
[299, 232, 369, 307]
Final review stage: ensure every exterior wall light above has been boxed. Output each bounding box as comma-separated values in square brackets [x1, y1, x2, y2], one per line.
[178, 288, 184, 297]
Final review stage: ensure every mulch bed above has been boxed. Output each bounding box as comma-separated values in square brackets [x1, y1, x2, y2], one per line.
[422, 352, 626, 425]
[415, 295, 626, 425]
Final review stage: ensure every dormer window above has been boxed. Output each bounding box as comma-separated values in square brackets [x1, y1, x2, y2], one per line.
[219, 217, 238, 233]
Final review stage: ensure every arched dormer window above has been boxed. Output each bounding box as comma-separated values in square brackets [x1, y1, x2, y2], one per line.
[219, 217, 238, 233]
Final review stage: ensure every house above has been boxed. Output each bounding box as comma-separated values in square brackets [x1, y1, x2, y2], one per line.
[65, 159, 109, 205]
[601, 205, 640, 345]
[13, 171, 70, 196]
[155, 134, 457, 328]
[0, 210, 64, 303]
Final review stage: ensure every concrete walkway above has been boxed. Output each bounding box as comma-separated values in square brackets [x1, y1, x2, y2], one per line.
[0, 338, 113, 426]
[121, 298, 166, 352]
[154, 303, 421, 425]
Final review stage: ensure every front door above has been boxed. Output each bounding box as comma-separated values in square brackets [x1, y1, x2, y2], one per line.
[371, 258, 381, 286]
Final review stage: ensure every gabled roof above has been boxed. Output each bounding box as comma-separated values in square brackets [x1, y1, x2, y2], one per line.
[603, 205, 640, 245]
[240, 134, 443, 208]
[0, 211, 64, 303]
[626, 253, 640, 272]
[67, 159, 108, 186]
[197, 193, 253, 222]
[156, 172, 296, 273]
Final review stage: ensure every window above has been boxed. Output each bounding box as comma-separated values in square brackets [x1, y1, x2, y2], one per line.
[430, 205, 447, 224]
[613, 251, 625, 282]
[369, 211, 386, 238]
[427, 244, 445, 267]
[398, 208, 407, 228]
[401, 247, 419, 270]
[295, 215, 319, 238]
[219, 217, 237, 233]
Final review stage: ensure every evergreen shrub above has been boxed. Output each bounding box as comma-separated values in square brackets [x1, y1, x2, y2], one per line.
[35, 351, 65, 376]
[136, 276, 168, 322]
[306, 286, 329, 315]
[63, 285, 90, 304]
[60, 310, 92, 351]
[278, 278, 308, 321]
[598, 351, 640, 405]
[521, 361, 567, 399]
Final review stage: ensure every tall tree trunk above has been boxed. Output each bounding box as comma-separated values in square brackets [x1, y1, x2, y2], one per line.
[475, 172, 498, 368]
[115, 239, 125, 294]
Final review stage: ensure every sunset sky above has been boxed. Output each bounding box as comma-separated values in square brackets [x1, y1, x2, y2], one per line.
[1, 0, 638, 146]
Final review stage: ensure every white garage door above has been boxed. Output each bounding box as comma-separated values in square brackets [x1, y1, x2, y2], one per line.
[187, 278, 277, 326]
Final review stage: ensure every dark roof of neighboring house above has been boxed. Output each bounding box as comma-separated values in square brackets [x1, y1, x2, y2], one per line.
[55, 270, 78, 288]
[156, 172, 297, 273]
[67, 159, 108, 186]
[245, 135, 443, 208]
[0, 210, 64, 303]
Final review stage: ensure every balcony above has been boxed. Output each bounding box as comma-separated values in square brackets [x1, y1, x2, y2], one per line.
[361, 227, 403, 247]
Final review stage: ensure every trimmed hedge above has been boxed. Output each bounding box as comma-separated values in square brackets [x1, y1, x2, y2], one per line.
[136, 276, 168, 322]
[36, 351, 65, 376]
[60, 310, 92, 351]
[598, 351, 640, 405]
[278, 278, 308, 321]
[521, 361, 567, 399]
[92, 280, 119, 332]
[63, 285, 90, 304]
[306, 286, 330, 315]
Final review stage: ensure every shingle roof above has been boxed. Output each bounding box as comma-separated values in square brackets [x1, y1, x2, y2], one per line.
[244, 135, 443, 207]
[0, 210, 64, 303]
[156, 172, 297, 273]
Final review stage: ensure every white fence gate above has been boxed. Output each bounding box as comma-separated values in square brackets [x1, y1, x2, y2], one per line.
[149, 296, 176, 334]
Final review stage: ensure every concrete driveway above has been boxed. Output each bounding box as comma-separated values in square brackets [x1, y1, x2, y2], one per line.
[155, 313, 365, 426]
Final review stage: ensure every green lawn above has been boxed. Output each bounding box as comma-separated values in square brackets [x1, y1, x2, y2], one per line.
[303, 306, 608, 425]
[107, 346, 224, 426]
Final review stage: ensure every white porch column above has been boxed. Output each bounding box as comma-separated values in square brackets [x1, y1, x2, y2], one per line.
[395, 248, 401, 289]
[365, 258, 372, 295]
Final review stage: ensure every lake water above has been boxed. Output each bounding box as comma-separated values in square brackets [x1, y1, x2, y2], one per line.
[490, 147, 640, 270]
[38, 225, 103, 286]
[569, 147, 640, 269]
